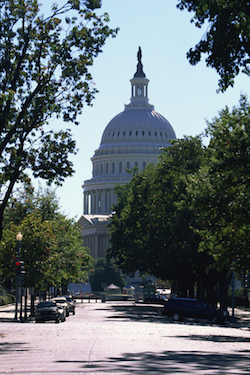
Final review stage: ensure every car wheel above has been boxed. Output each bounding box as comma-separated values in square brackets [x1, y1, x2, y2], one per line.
[73, 310, 75, 315]
[66, 311, 69, 317]
[172, 313, 180, 321]
[55, 318, 60, 323]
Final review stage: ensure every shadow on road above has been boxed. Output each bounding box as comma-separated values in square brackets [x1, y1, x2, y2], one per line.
[100, 303, 244, 328]
[0, 341, 29, 353]
[106, 303, 165, 323]
[174, 334, 250, 343]
[57, 349, 250, 374]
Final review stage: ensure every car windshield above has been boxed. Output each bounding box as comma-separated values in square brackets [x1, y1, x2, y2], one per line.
[54, 299, 66, 303]
[37, 302, 56, 308]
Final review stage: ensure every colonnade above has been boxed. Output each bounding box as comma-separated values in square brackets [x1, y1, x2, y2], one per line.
[83, 188, 117, 214]
[83, 232, 109, 259]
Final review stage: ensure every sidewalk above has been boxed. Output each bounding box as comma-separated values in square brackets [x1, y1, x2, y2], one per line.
[228, 306, 250, 328]
[0, 303, 32, 322]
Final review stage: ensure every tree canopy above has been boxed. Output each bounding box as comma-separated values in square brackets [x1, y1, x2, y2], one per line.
[0, 0, 118, 238]
[107, 137, 213, 296]
[0, 188, 93, 291]
[177, 0, 250, 91]
[189, 95, 250, 272]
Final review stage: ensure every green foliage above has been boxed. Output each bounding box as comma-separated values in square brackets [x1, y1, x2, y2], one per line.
[108, 137, 211, 293]
[0, 0, 118, 238]
[0, 188, 93, 290]
[189, 95, 250, 271]
[0, 294, 15, 306]
[89, 258, 126, 292]
[177, 0, 250, 91]
[108, 104, 250, 297]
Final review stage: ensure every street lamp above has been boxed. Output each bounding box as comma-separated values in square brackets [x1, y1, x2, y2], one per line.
[14, 232, 23, 321]
[16, 231, 23, 243]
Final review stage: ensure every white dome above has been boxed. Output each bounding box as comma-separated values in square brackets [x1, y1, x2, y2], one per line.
[98, 108, 176, 154]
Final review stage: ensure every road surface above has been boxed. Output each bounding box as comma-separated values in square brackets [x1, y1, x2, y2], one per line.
[0, 301, 250, 374]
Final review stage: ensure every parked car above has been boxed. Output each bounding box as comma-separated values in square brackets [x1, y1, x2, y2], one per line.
[55, 303, 67, 322]
[63, 295, 75, 315]
[53, 297, 70, 317]
[144, 294, 168, 304]
[162, 297, 228, 323]
[35, 301, 65, 323]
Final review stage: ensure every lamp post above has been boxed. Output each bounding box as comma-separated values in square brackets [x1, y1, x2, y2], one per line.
[14, 232, 23, 321]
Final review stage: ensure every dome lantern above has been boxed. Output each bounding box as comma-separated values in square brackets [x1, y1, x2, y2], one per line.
[126, 47, 153, 110]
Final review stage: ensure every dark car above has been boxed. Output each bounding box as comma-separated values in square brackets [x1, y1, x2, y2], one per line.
[35, 301, 65, 323]
[162, 297, 228, 323]
[63, 295, 76, 315]
[144, 294, 168, 304]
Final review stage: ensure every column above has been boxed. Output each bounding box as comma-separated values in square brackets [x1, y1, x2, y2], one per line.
[101, 189, 105, 213]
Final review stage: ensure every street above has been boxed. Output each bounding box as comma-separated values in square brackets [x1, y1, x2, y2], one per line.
[0, 301, 250, 374]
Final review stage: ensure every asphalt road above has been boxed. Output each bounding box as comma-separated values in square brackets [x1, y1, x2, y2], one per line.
[1, 301, 250, 374]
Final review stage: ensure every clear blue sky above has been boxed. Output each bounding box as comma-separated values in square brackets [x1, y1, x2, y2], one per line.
[41, 0, 249, 220]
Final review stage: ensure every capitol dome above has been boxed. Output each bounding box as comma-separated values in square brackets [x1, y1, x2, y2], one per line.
[98, 108, 176, 152]
[80, 48, 176, 258]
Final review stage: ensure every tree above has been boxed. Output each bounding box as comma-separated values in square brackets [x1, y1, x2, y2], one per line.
[49, 214, 93, 293]
[0, 188, 92, 291]
[177, 0, 250, 91]
[0, 0, 118, 238]
[108, 137, 212, 297]
[189, 95, 250, 272]
[89, 258, 126, 292]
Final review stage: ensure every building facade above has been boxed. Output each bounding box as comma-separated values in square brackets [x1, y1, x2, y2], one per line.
[79, 48, 176, 259]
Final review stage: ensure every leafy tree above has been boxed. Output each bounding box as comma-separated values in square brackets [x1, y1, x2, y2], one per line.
[0, 213, 57, 290]
[108, 137, 212, 297]
[49, 215, 93, 292]
[189, 95, 250, 272]
[0, 0, 118, 238]
[89, 258, 126, 292]
[177, 0, 250, 91]
[0, 188, 92, 291]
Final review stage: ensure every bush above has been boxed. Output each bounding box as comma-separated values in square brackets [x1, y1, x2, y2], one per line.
[6, 294, 15, 303]
[0, 294, 15, 305]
